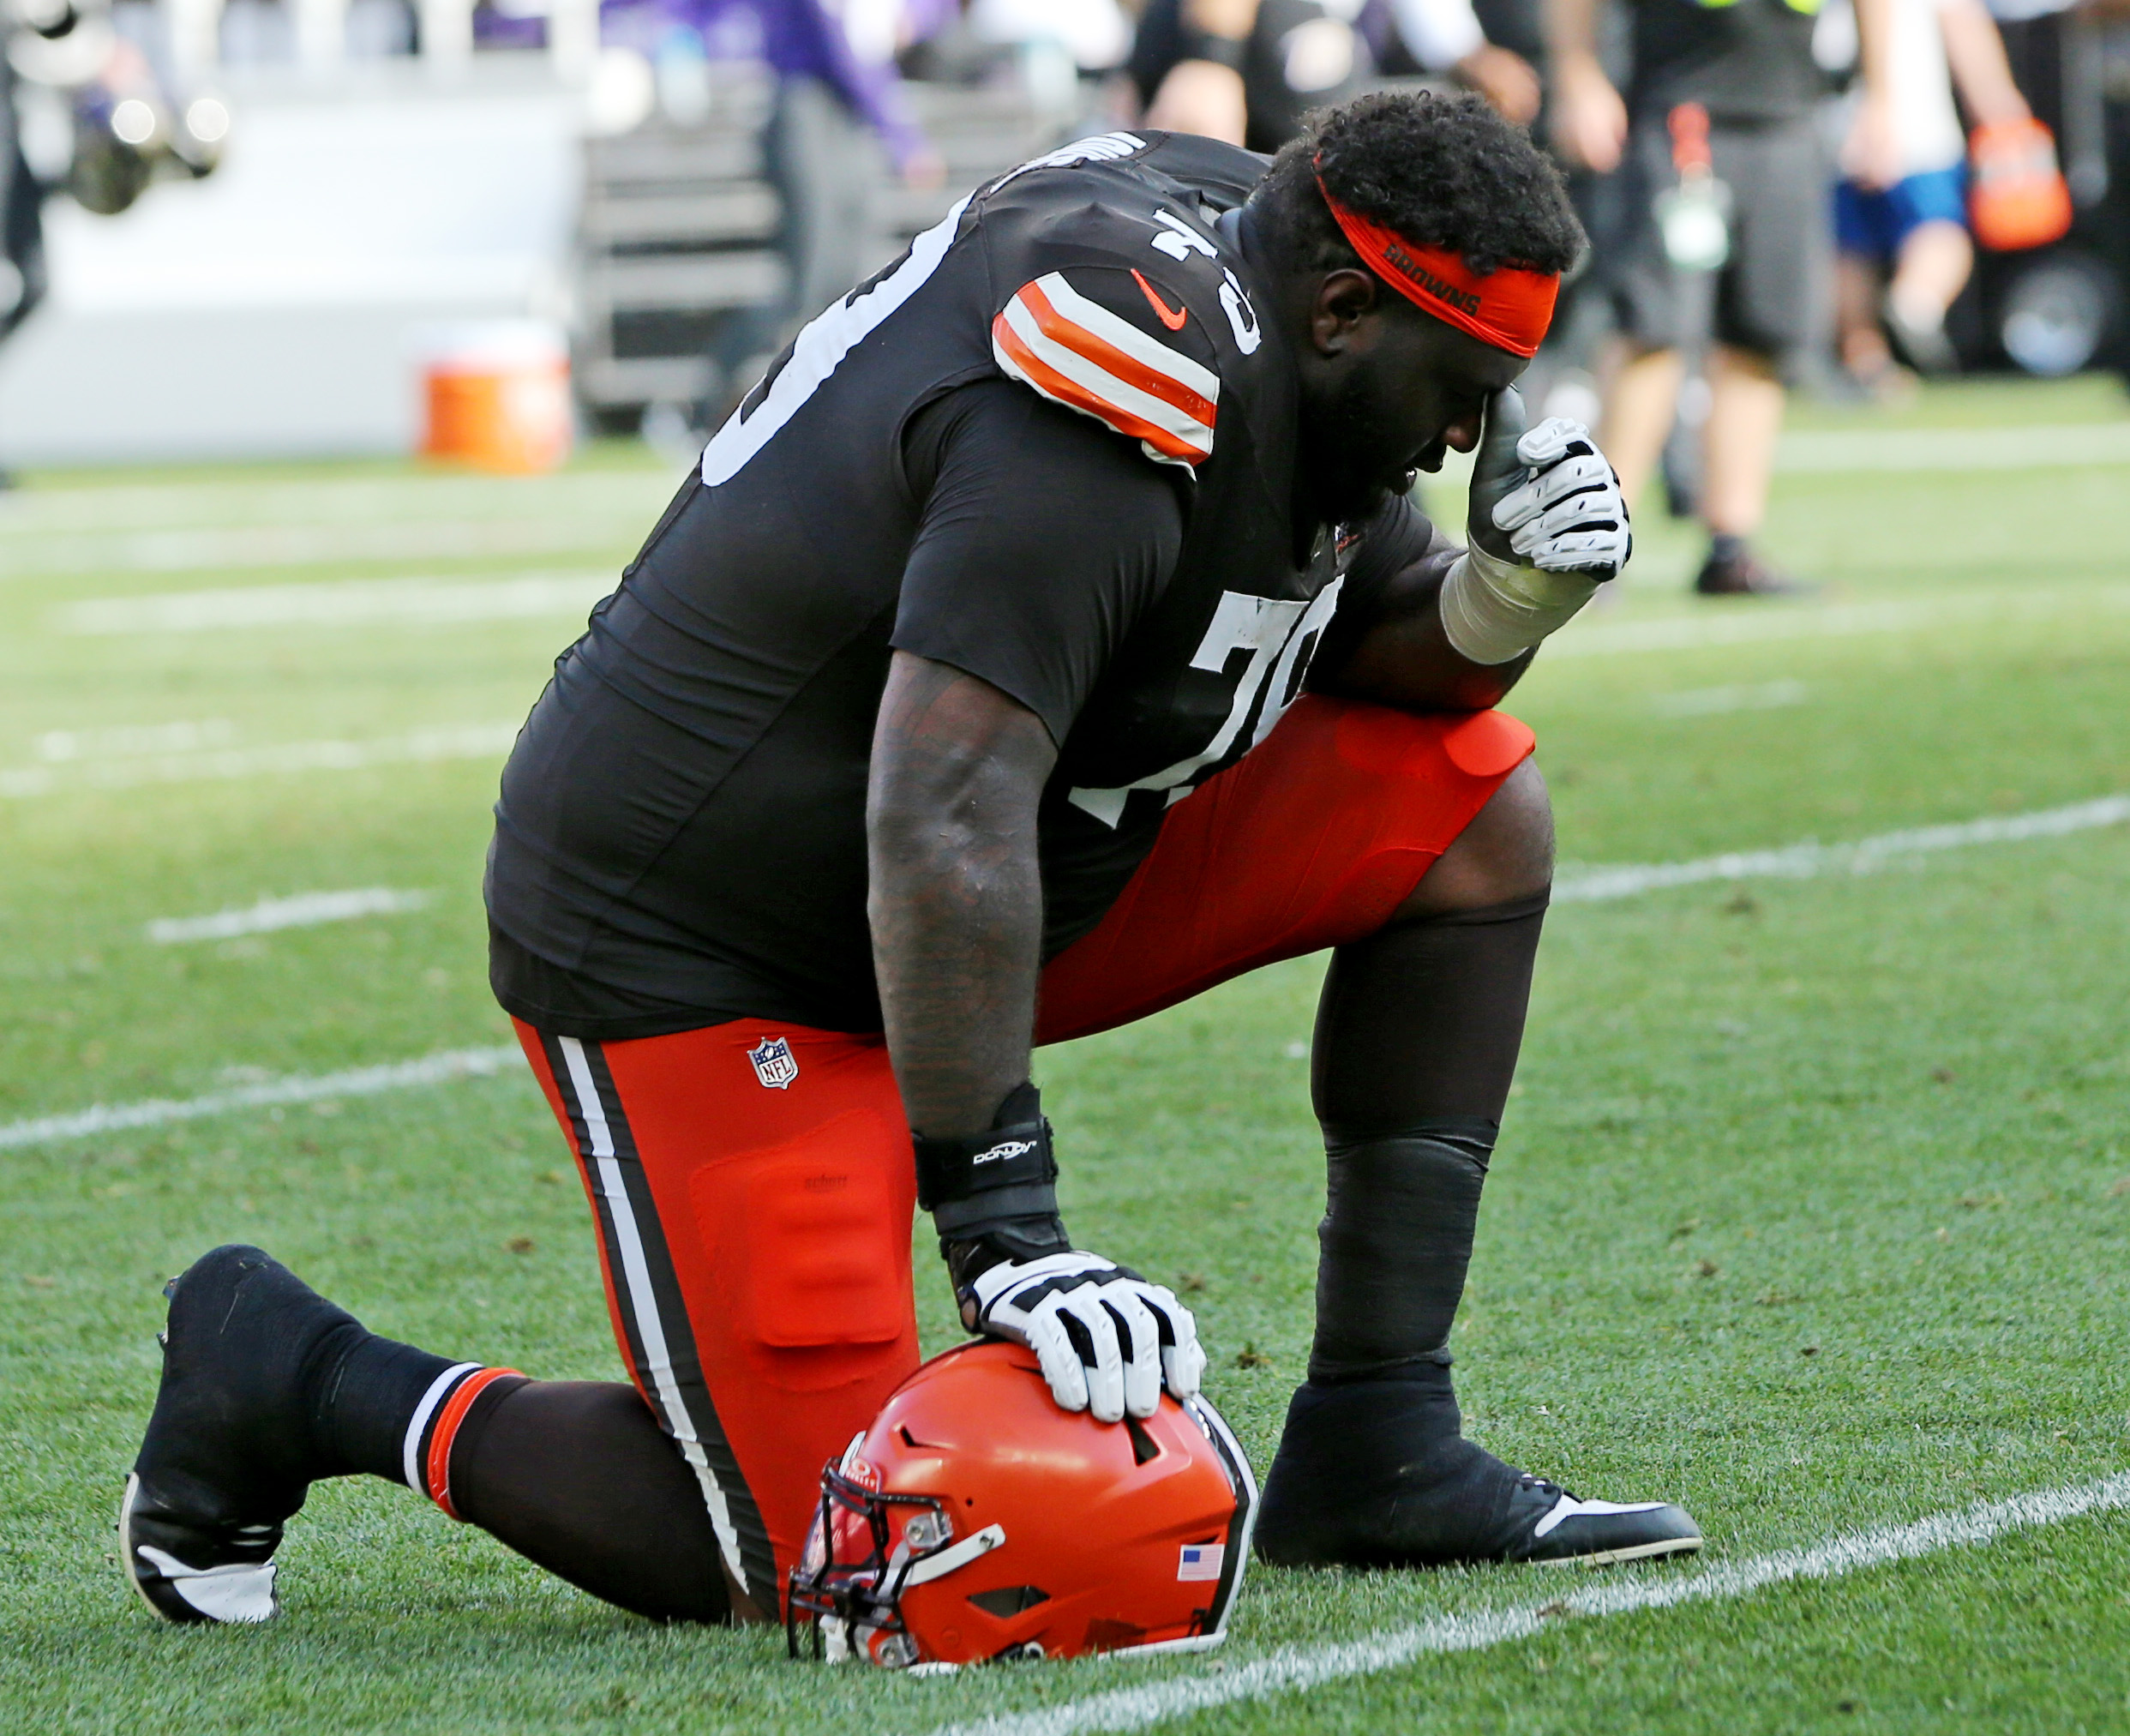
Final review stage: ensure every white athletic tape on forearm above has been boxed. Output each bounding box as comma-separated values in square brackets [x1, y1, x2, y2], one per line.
[1438, 544, 1601, 666]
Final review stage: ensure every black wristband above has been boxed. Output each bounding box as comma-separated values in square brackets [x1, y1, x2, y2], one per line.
[942, 1221, 1069, 1297]
[912, 1083, 1061, 1235]
[1178, 27, 1248, 71]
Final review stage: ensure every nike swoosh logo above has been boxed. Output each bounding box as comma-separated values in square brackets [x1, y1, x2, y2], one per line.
[1132, 269, 1188, 331]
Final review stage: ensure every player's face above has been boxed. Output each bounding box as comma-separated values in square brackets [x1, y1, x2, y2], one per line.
[1298, 284, 1527, 524]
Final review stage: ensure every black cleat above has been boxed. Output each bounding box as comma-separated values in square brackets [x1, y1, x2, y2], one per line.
[1254, 1373, 1701, 1570]
[1503, 1475, 1704, 1566]
[1883, 304, 1959, 377]
[120, 1245, 361, 1624]
[1693, 544, 1815, 598]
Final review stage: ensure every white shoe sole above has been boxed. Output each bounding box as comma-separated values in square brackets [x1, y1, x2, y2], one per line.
[117, 1473, 167, 1620]
[117, 1471, 282, 1623]
[1534, 1534, 1704, 1569]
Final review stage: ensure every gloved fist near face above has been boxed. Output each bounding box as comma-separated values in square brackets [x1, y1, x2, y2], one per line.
[1487, 416, 1633, 582]
[1443, 388, 1631, 666]
[961, 1250, 1206, 1424]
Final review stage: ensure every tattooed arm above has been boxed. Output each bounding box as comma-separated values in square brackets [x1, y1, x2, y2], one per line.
[867, 649, 1056, 1136]
[867, 649, 1208, 1421]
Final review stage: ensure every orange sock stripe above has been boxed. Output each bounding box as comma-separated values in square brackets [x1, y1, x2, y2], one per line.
[423, 1367, 524, 1521]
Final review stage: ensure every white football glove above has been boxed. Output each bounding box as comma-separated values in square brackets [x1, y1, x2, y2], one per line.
[1489, 416, 1633, 579]
[1443, 388, 1630, 666]
[963, 1250, 1205, 1424]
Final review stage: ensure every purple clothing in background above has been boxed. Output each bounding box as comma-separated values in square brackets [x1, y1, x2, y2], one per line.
[605, 0, 931, 166]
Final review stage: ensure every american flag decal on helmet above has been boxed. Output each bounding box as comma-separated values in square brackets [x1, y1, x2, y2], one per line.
[992, 273, 1219, 469]
[1177, 1541, 1225, 1582]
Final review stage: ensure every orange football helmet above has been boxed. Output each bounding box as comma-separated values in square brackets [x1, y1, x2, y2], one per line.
[787, 1340, 1256, 1668]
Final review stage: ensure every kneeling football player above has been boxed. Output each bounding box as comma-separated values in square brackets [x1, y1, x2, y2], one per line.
[122, 90, 1700, 1631]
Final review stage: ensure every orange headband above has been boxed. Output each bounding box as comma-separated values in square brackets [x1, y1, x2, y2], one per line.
[1314, 170, 1558, 358]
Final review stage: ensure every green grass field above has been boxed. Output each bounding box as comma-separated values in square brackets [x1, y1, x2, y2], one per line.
[3, 376, 2127, 1733]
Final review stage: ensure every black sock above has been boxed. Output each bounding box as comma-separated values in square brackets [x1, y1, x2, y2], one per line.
[308, 1328, 463, 1485]
[1307, 893, 1545, 1380]
[1708, 531, 1745, 567]
[231, 1255, 726, 1622]
[449, 1379, 732, 1624]
[312, 1332, 732, 1622]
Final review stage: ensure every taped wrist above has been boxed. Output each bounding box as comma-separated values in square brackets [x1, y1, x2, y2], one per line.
[915, 1082, 1066, 1255]
[1307, 1117, 1499, 1385]
[1439, 544, 1599, 666]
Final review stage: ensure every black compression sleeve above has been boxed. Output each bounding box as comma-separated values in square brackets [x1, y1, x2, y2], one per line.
[893, 379, 1187, 746]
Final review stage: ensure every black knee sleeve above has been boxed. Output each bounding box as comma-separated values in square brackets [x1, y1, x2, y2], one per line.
[1307, 1116, 1497, 1385]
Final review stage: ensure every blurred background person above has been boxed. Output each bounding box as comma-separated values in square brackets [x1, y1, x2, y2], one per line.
[1829, 0, 2037, 392]
[1379, 0, 1544, 123]
[1984, 0, 2076, 129]
[610, 0, 945, 429]
[1548, 0, 1892, 597]
[2, 1, 52, 392]
[2, 0, 221, 484]
[1130, 0, 1542, 150]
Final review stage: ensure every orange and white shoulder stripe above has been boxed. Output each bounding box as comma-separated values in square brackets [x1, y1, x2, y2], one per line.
[992, 273, 1220, 468]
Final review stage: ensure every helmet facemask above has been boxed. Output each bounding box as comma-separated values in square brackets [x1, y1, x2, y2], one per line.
[787, 1456, 1011, 1668]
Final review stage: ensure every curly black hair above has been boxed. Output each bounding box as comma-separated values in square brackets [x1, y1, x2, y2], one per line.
[1251, 90, 1584, 284]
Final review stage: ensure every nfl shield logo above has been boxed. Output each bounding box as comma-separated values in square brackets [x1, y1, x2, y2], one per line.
[747, 1036, 799, 1090]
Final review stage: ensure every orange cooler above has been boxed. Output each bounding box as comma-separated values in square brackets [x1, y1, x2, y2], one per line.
[420, 321, 573, 473]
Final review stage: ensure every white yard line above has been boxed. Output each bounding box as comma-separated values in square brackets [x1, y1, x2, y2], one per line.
[0, 1044, 525, 1152]
[9, 794, 2122, 1142]
[0, 470, 674, 538]
[1425, 423, 2130, 496]
[916, 1474, 2130, 1736]
[1773, 422, 2130, 474]
[1550, 585, 2130, 658]
[57, 573, 614, 634]
[1649, 679, 1809, 718]
[146, 888, 432, 944]
[2, 520, 644, 578]
[0, 723, 520, 798]
[1554, 795, 2130, 904]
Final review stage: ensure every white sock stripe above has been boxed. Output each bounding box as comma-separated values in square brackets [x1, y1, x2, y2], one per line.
[910, 1472, 2130, 1736]
[400, 1363, 481, 1495]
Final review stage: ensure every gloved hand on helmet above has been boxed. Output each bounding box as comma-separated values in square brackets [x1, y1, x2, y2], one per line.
[957, 1248, 1204, 1423]
[914, 1083, 1204, 1423]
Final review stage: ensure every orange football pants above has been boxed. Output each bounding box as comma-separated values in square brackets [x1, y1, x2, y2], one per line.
[513, 696, 1533, 1614]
